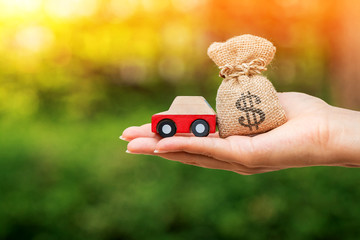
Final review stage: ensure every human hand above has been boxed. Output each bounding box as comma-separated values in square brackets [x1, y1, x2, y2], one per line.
[121, 92, 360, 175]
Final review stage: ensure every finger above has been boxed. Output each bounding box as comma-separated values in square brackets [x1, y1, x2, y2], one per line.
[121, 124, 159, 141]
[277, 92, 299, 120]
[208, 132, 220, 138]
[277, 92, 328, 119]
[155, 136, 234, 159]
[233, 168, 280, 175]
[127, 137, 159, 154]
[155, 136, 262, 167]
[154, 152, 280, 174]
[127, 139, 234, 170]
[127, 138, 280, 173]
[154, 132, 302, 169]
[343, 164, 360, 168]
[155, 152, 234, 170]
[126, 137, 233, 170]
[155, 151, 281, 173]
[174, 132, 220, 138]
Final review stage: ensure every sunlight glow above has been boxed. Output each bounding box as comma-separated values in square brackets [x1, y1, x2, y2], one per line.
[44, 0, 98, 19]
[15, 26, 54, 53]
[162, 22, 191, 49]
[140, 0, 169, 13]
[108, 0, 139, 19]
[0, 0, 42, 16]
[171, 0, 205, 12]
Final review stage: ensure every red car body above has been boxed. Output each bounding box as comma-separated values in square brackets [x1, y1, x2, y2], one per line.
[151, 96, 216, 137]
[151, 114, 216, 134]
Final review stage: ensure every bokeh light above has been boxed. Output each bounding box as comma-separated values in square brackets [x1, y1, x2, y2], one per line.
[44, 0, 98, 19]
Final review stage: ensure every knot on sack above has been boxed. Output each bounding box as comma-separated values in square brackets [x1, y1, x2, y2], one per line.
[219, 58, 267, 79]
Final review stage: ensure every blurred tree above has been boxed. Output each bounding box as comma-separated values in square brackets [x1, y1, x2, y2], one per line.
[330, 0, 360, 110]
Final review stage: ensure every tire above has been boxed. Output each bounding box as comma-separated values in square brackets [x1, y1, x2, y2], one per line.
[157, 119, 176, 138]
[191, 119, 210, 137]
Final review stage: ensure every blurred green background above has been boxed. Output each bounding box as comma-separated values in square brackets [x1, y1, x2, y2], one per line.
[1, 0, 360, 239]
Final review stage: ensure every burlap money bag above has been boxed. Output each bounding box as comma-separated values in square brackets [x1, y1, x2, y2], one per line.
[208, 34, 287, 138]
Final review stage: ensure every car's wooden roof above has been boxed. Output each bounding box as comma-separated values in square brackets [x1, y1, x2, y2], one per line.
[157, 96, 216, 115]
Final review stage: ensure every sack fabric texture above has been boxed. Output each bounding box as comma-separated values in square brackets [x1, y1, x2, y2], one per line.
[208, 34, 287, 138]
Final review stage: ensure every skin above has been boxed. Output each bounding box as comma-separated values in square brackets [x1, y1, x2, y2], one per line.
[121, 92, 360, 175]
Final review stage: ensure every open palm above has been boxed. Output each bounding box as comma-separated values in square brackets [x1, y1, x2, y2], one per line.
[121, 92, 354, 174]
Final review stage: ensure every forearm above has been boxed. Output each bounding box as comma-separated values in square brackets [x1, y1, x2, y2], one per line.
[329, 106, 360, 165]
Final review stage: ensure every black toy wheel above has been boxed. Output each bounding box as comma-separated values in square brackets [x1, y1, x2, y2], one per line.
[157, 119, 176, 138]
[191, 119, 210, 137]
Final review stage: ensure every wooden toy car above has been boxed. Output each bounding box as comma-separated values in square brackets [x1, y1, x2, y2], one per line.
[151, 96, 217, 137]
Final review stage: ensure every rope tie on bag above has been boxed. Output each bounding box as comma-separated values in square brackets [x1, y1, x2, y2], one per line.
[219, 58, 267, 79]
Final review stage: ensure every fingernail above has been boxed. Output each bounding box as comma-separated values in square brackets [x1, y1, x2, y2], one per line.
[154, 150, 167, 153]
[119, 135, 129, 141]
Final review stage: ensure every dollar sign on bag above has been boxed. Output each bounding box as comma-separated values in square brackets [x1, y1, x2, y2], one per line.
[235, 91, 265, 131]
